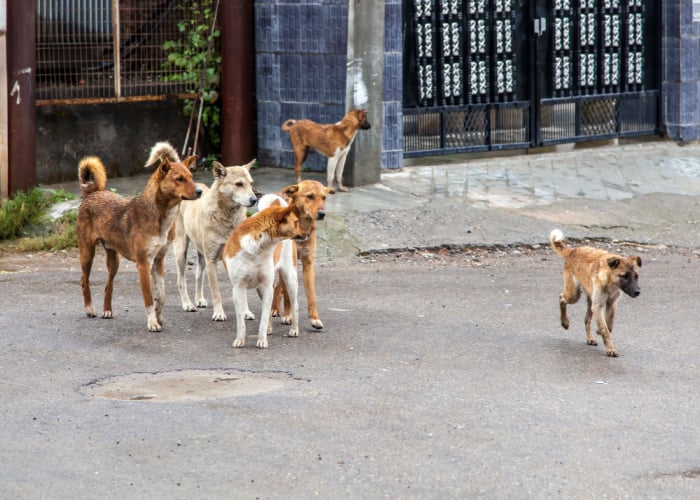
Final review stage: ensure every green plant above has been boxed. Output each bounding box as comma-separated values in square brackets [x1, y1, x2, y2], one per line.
[0, 188, 52, 239]
[13, 212, 78, 252]
[162, 0, 221, 148]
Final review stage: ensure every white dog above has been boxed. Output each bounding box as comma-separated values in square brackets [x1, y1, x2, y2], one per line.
[222, 191, 307, 348]
[173, 159, 257, 321]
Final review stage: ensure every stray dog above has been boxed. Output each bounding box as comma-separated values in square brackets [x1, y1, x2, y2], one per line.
[222, 195, 308, 348]
[550, 229, 641, 357]
[282, 108, 371, 192]
[77, 142, 201, 332]
[173, 159, 257, 321]
[273, 180, 334, 330]
[257, 193, 302, 338]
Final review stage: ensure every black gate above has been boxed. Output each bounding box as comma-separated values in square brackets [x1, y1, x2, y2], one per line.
[402, 0, 660, 157]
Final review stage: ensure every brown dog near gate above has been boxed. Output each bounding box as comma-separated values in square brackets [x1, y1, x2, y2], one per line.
[77, 142, 201, 332]
[282, 108, 371, 192]
[549, 229, 642, 357]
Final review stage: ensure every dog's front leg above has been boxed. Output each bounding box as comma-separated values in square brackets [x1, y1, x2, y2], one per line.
[334, 149, 350, 192]
[232, 286, 248, 348]
[584, 295, 597, 346]
[102, 249, 120, 319]
[136, 260, 160, 332]
[80, 243, 97, 317]
[205, 255, 226, 321]
[152, 254, 167, 325]
[301, 252, 323, 329]
[591, 293, 617, 357]
[194, 251, 208, 308]
[174, 235, 197, 312]
[280, 263, 299, 337]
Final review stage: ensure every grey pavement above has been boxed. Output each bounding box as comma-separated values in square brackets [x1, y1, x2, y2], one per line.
[1, 138, 698, 498]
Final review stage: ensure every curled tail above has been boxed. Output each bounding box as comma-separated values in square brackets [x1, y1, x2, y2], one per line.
[549, 229, 568, 258]
[78, 156, 107, 197]
[145, 141, 180, 167]
[281, 119, 296, 132]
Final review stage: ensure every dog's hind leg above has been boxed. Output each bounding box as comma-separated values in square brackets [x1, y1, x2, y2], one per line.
[102, 249, 119, 319]
[594, 294, 618, 357]
[256, 283, 274, 349]
[205, 255, 227, 321]
[231, 286, 248, 348]
[293, 146, 310, 183]
[174, 234, 196, 312]
[584, 295, 597, 346]
[194, 251, 208, 308]
[559, 269, 580, 330]
[79, 241, 97, 318]
[301, 253, 323, 329]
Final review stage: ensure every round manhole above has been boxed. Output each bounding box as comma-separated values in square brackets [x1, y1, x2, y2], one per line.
[81, 369, 292, 402]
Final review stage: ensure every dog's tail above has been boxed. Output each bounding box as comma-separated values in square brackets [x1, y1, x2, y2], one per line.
[145, 141, 180, 167]
[281, 119, 296, 132]
[78, 156, 107, 197]
[549, 229, 568, 258]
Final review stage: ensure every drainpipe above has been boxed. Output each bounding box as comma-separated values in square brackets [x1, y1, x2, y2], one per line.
[6, 0, 36, 195]
[221, 0, 256, 165]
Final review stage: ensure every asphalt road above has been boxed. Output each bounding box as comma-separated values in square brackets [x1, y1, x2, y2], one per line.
[1, 244, 698, 498]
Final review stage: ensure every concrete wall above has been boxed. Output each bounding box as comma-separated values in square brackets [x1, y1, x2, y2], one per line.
[663, 0, 700, 141]
[35, 99, 194, 183]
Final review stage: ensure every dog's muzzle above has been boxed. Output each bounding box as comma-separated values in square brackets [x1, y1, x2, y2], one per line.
[316, 211, 326, 220]
[195, 187, 203, 199]
[361, 121, 372, 130]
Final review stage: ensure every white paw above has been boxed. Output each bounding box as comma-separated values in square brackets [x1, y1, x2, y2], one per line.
[287, 328, 299, 338]
[244, 310, 255, 320]
[102, 310, 113, 319]
[232, 337, 245, 348]
[85, 305, 96, 318]
[182, 302, 196, 312]
[195, 298, 208, 308]
[147, 319, 162, 332]
[281, 315, 292, 325]
[256, 338, 269, 349]
[310, 318, 324, 330]
[211, 310, 227, 322]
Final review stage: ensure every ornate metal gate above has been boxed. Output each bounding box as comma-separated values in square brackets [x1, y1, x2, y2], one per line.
[403, 0, 660, 157]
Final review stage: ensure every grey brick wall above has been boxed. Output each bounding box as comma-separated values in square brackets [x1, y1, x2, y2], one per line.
[255, 0, 402, 173]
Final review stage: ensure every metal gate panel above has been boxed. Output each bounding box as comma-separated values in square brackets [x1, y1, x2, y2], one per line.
[403, 0, 660, 157]
[403, 0, 531, 157]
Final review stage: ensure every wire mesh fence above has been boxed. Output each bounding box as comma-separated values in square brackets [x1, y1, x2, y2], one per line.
[36, 0, 219, 104]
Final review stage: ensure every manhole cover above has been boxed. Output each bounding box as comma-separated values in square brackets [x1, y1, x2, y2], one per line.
[81, 369, 291, 402]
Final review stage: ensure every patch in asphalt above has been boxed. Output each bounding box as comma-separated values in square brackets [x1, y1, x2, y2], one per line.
[81, 368, 295, 402]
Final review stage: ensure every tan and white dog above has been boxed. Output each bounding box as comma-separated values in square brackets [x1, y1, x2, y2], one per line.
[282, 108, 371, 192]
[173, 159, 257, 321]
[550, 229, 642, 357]
[222, 194, 308, 349]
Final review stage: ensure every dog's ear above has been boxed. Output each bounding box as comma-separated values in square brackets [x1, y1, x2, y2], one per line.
[282, 184, 299, 198]
[243, 159, 256, 171]
[607, 257, 620, 269]
[212, 161, 226, 179]
[274, 204, 294, 222]
[634, 256, 642, 267]
[182, 155, 198, 171]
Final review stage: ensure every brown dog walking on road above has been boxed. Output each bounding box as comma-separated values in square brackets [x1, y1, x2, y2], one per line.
[550, 229, 641, 357]
[282, 108, 371, 192]
[77, 142, 201, 332]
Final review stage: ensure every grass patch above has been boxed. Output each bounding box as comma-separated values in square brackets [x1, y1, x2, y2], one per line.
[0, 188, 79, 252]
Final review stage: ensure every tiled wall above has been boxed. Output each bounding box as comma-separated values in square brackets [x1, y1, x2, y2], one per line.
[663, 0, 700, 141]
[255, 0, 402, 172]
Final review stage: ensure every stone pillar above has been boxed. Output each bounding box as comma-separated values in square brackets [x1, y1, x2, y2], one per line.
[344, 0, 385, 187]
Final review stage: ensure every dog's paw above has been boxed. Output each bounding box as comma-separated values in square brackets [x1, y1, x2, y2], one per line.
[271, 308, 280, 317]
[211, 310, 227, 322]
[281, 314, 292, 325]
[587, 339, 598, 346]
[337, 185, 349, 192]
[147, 320, 162, 332]
[256, 338, 269, 349]
[195, 298, 208, 308]
[102, 310, 113, 319]
[287, 328, 299, 338]
[606, 350, 619, 357]
[244, 310, 255, 320]
[310, 318, 324, 330]
[182, 302, 197, 312]
[232, 337, 245, 348]
[85, 305, 97, 318]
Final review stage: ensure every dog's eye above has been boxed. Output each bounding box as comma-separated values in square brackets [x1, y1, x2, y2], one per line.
[621, 272, 631, 280]
[307, 194, 314, 200]
[236, 182, 244, 187]
[176, 176, 185, 182]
